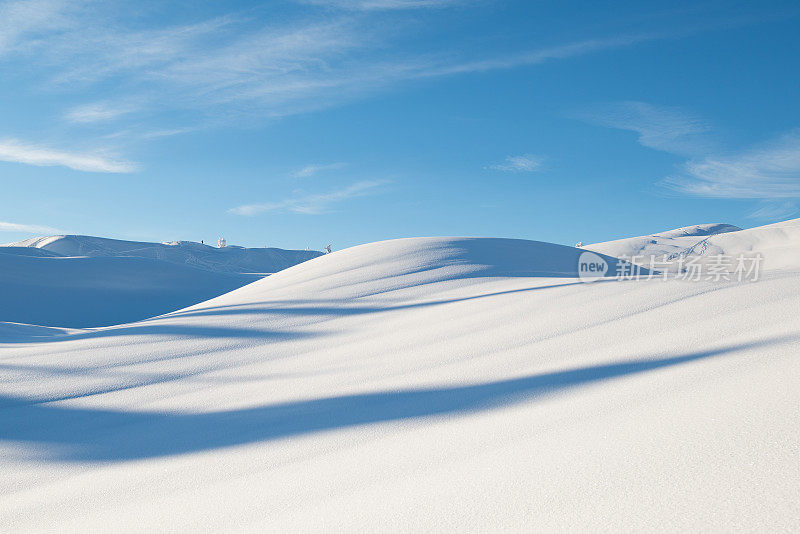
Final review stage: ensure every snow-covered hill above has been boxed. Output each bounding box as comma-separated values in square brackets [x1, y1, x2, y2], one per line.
[5, 235, 323, 274]
[0, 252, 260, 328]
[587, 218, 800, 272]
[584, 222, 742, 261]
[1, 227, 799, 531]
[0, 236, 322, 328]
[655, 222, 742, 238]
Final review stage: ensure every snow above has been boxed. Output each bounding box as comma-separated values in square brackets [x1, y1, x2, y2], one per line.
[0, 236, 323, 328]
[654, 222, 742, 238]
[1, 226, 799, 531]
[587, 218, 800, 272]
[584, 222, 742, 262]
[0, 253, 261, 329]
[5, 235, 323, 274]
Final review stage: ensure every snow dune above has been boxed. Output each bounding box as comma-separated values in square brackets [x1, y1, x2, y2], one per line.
[585, 222, 742, 261]
[587, 218, 800, 272]
[0, 236, 322, 328]
[0, 252, 260, 328]
[6, 235, 322, 274]
[1, 230, 799, 531]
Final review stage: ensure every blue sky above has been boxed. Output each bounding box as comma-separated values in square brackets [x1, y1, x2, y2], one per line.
[1, 0, 799, 250]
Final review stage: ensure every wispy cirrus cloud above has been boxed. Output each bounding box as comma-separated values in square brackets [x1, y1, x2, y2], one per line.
[291, 162, 347, 178]
[229, 179, 388, 216]
[297, 0, 461, 10]
[0, 220, 64, 234]
[747, 201, 798, 221]
[41, 14, 240, 86]
[0, 138, 137, 173]
[0, 0, 775, 180]
[582, 102, 800, 221]
[488, 154, 544, 173]
[576, 101, 713, 156]
[0, 0, 70, 55]
[664, 131, 800, 200]
[64, 101, 139, 124]
[429, 33, 660, 78]
[0, 1, 712, 128]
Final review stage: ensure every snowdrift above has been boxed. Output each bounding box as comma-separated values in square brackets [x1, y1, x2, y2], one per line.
[0, 237, 630, 329]
[198, 237, 636, 303]
[584, 222, 742, 260]
[587, 218, 800, 272]
[5, 234, 322, 274]
[0, 236, 322, 328]
[655, 222, 742, 238]
[0, 251, 260, 328]
[688, 218, 800, 271]
[1, 225, 799, 531]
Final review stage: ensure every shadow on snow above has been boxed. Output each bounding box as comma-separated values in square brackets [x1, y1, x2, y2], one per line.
[0, 280, 591, 344]
[0, 337, 788, 463]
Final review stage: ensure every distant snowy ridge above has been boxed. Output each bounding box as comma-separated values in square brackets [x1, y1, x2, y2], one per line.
[0, 253, 261, 328]
[0, 237, 632, 331]
[653, 223, 742, 238]
[587, 219, 800, 272]
[180, 237, 636, 307]
[0, 235, 323, 328]
[584, 222, 741, 261]
[4, 235, 323, 274]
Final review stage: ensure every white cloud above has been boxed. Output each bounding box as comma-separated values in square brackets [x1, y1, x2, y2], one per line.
[577, 101, 713, 156]
[747, 201, 798, 221]
[0, 138, 137, 173]
[0, 220, 64, 234]
[664, 131, 800, 199]
[291, 162, 347, 178]
[488, 154, 544, 173]
[0, 0, 69, 55]
[0, 1, 694, 128]
[297, 0, 459, 10]
[583, 102, 800, 219]
[64, 101, 138, 124]
[44, 15, 240, 86]
[139, 128, 195, 139]
[430, 33, 657, 78]
[152, 30, 665, 117]
[0, 0, 753, 154]
[229, 180, 388, 215]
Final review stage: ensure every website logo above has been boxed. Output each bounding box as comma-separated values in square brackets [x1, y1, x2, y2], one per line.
[578, 251, 609, 282]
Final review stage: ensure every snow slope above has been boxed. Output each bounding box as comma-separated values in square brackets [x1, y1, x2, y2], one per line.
[0, 233, 799, 531]
[5, 235, 323, 274]
[0, 236, 322, 328]
[0, 251, 261, 328]
[584, 222, 742, 261]
[587, 218, 800, 272]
